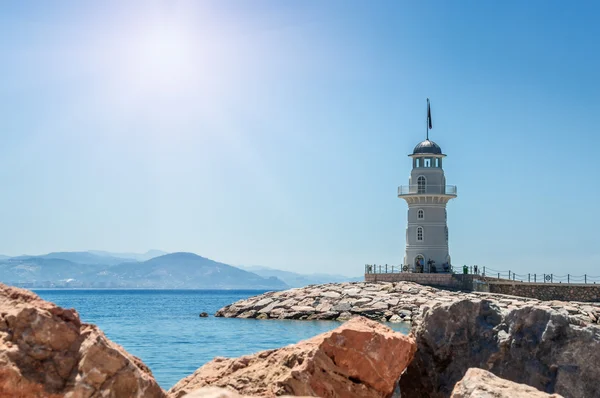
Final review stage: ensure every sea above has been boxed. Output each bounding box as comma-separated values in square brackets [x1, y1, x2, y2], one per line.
[34, 289, 410, 390]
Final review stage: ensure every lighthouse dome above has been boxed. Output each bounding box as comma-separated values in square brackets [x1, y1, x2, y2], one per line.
[413, 139, 442, 155]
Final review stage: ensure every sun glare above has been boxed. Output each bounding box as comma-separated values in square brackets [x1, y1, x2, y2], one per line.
[119, 23, 200, 96]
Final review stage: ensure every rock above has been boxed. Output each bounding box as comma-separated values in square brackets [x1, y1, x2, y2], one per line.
[199, 312, 209, 317]
[336, 311, 354, 321]
[321, 291, 341, 299]
[400, 299, 600, 398]
[399, 309, 412, 318]
[181, 386, 308, 397]
[0, 283, 165, 398]
[389, 314, 402, 323]
[353, 301, 389, 312]
[306, 312, 339, 320]
[333, 303, 352, 312]
[342, 288, 362, 296]
[315, 302, 333, 312]
[450, 368, 563, 398]
[290, 306, 315, 313]
[168, 317, 416, 398]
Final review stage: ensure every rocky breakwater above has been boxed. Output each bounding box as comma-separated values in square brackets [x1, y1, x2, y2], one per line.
[168, 317, 416, 398]
[0, 283, 165, 398]
[400, 298, 600, 398]
[215, 281, 600, 326]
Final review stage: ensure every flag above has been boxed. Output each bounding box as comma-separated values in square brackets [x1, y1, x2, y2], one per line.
[427, 98, 432, 130]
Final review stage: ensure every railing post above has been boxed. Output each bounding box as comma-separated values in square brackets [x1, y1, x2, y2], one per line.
[528, 273, 530, 283]
[513, 273, 515, 281]
[534, 274, 536, 283]
[543, 274, 546, 283]
[551, 274, 553, 283]
[585, 274, 587, 284]
[392, 265, 394, 273]
[483, 266, 486, 276]
[379, 265, 381, 274]
[385, 264, 388, 273]
[508, 270, 511, 280]
[497, 272, 500, 280]
[568, 274, 570, 284]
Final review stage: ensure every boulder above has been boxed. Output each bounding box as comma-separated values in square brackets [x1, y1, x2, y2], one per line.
[0, 283, 165, 398]
[450, 368, 563, 398]
[399, 299, 600, 398]
[180, 386, 309, 397]
[168, 317, 416, 398]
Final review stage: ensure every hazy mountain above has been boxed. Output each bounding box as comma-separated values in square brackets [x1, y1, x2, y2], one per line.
[239, 265, 363, 288]
[100, 253, 289, 289]
[1, 252, 288, 289]
[0, 257, 106, 286]
[0, 255, 9, 260]
[87, 250, 168, 262]
[40, 252, 135, 266]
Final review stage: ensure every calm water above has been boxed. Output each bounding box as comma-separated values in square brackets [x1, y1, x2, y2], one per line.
[34, 289, 410, 390]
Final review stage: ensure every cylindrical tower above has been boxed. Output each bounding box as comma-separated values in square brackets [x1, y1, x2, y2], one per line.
[398, 139, 457, 273]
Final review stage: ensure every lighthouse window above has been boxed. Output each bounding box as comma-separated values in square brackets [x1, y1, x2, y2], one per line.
[417, 176, 426, 193]
[417, 227, 424, 241]
[424, 158, 431, 167]
[435, 158, 440, 167]
[417, 209, 424, 219]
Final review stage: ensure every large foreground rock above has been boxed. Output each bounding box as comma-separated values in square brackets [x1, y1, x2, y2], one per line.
[399, 299, 600, 398]
[180, 386, 309, 397]
[450, 368, 563, 398]
[0, 283, 165, 398]
[169, 317, 416, 398]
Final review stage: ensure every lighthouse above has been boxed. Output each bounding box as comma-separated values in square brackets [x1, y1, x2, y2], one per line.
[398, 99, 457, 273]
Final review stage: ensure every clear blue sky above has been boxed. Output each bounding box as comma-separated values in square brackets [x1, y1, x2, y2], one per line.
[1, 1, 599, 276]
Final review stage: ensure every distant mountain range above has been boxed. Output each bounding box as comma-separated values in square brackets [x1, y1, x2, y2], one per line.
[238, 265, 362, 288]
[0, 251, 361, 289]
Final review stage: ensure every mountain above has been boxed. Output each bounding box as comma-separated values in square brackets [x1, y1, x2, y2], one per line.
[42, 252, 135, 266]
[99, 253, 289, 289]
[0, 255, 9, 260]
[239, 265, 363, 288]
[87, 250, 168, 262]
[0, 257, 107, 287]
[0, 252, 288, 289]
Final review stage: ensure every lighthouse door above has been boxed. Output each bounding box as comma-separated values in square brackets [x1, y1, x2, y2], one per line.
[414, 255, 424, 273]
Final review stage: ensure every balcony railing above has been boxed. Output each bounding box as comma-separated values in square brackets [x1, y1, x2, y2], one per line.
[398, 185, 457, 196]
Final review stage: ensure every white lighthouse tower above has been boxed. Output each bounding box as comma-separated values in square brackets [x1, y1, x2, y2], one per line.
[398, 99, 457, 273]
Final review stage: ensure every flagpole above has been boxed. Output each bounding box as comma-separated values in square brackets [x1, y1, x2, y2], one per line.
[426, 98, 429, 140]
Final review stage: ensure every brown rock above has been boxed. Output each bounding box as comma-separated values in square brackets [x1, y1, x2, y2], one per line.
[0, 283, 165, 398]
[450, 368, 563, 398]
[180, 386, 309, 397]
[168, 317, 416, 398]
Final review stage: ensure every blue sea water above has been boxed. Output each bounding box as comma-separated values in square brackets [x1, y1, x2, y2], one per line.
[34, 289, 410, 390]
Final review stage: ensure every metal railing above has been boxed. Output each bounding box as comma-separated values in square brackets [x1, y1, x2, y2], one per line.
[398, 185, 457, 196]
[364, 264, 454, 274]
[364, 264, 600, 285]
[482, 267, 600, 284]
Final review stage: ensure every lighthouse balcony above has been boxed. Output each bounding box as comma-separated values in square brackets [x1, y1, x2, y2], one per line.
[398, 185, 457, 197]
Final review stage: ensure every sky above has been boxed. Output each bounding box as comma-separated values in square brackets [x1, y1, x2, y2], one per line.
[1, 1, 599, 276]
